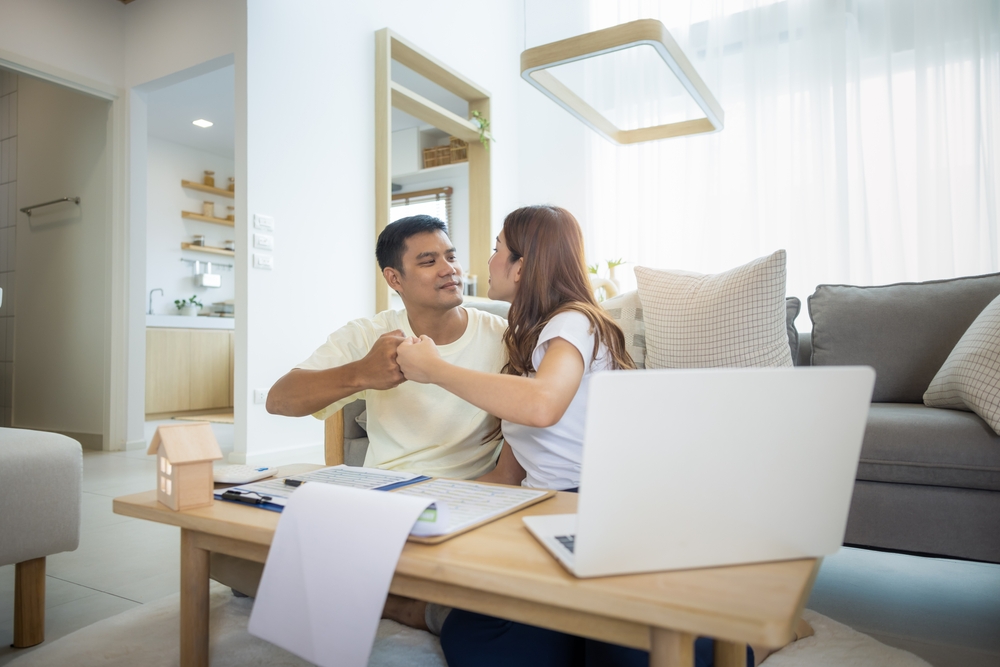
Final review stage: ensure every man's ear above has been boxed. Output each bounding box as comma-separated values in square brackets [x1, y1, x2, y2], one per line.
[383, 267, 404, 294]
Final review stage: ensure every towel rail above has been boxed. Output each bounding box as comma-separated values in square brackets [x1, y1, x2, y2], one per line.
[20, 197, 81, 217]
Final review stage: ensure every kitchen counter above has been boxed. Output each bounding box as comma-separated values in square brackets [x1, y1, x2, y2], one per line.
[146, 315, 234, 330]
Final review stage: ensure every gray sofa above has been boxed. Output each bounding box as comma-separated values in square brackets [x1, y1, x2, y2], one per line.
[799, 274, 1000, 563]
[340, 279, 1000, 564]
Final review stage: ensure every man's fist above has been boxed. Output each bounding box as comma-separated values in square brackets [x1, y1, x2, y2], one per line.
[359, 330, 408, 390]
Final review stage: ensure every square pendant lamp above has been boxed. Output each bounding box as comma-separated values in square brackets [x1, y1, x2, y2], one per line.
[520, 19, 724, 144]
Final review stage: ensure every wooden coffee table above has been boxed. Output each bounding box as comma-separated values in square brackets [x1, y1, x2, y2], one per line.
[113, 469, 818, 667]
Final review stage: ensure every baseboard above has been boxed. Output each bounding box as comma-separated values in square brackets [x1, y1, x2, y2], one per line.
[146, 407, 235, 421]
[230, 442, 325, 468]
[125, 438, 148, 451]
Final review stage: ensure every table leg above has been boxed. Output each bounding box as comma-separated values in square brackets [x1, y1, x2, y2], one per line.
[715, 640, 748, 667]
[180, 529, 210, 667]
[649, 627, 695, 667]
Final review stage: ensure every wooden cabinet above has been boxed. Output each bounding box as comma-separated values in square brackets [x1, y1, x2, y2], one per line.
[146, 328, 235, 416]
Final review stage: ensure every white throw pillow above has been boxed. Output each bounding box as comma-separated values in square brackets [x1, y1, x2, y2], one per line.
[601, 290, 646, 369]
[924, 293, 1000, 435]
[635, 250, 794, 369]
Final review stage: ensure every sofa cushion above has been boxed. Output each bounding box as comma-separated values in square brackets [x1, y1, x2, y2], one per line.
[601, 290, 646, 369]
[634, 250, 793, 369]
[924, 293, 1000, 435]
[856, 404, 1000, 491]
[786, 296, 801, 362]
[807, 272, 1000, 402]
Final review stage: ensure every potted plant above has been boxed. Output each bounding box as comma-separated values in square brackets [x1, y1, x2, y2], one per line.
[174, 295, 203, 317]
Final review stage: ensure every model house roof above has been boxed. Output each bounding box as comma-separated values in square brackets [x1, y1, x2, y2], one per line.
[146, 422, 223, 463]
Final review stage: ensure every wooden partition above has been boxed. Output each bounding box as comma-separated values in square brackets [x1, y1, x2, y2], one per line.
[375, 29, 492, 313]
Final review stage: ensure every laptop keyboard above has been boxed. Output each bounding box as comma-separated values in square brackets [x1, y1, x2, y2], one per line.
[555, 534, 576, 553]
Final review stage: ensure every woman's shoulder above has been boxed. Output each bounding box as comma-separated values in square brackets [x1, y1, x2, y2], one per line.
[543, 308, 594, 334]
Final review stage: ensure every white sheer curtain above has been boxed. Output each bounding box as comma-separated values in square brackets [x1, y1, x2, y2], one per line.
[582, 0, 1000, 304]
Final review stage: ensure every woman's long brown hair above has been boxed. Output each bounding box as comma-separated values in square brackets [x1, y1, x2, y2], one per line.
[499, 205, 635, 377]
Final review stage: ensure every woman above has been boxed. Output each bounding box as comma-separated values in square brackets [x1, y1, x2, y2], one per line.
[396, 205, 634, 493]
[396, 206, 794, 666]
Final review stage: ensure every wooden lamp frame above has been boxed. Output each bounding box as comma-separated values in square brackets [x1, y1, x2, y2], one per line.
[520, 19, 724, 145]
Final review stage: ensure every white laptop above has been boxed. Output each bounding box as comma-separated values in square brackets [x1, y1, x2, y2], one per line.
[523, 366, 875, 578]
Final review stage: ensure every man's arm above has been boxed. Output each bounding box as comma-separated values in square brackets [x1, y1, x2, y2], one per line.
[266, 330, 408, 417]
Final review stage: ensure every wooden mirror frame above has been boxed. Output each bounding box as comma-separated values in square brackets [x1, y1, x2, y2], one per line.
[375, 29, 493, 313]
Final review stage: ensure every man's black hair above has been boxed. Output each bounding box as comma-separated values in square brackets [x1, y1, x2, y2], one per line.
[375, 215, 450, 273]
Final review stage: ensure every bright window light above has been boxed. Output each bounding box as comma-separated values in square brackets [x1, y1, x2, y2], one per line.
[192, 119, 214, 128]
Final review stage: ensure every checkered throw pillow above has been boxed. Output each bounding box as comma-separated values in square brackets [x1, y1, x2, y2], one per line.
[924, 293, 1000, 435]
[601, 291, 645, 369]
[634, 250, 794, 369]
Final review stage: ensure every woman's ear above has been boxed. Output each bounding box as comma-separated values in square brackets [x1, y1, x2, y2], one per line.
[512, 257, 524, 284]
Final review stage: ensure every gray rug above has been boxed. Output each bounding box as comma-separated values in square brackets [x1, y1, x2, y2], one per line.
[6, 591, 929, 667]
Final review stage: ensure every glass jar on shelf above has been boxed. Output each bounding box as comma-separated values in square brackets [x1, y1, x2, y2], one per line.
[203, 170, 215, 187]
[202, 201, 215, 217]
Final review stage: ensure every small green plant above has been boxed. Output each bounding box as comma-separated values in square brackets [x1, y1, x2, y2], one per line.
[471, 111, 495, 150]
[606, 258, 625, 270]
[587, 263, 600, 274]
[174, 295, 204, 310]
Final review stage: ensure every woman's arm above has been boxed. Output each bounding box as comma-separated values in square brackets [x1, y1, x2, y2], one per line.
[396, 336, 585, 428]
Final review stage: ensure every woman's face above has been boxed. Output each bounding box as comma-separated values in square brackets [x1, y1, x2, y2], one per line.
[487, 230, 521, 302]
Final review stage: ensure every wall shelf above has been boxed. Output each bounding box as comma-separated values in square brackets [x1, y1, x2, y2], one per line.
[392, 161, 467, 187]
[181, 243, 235, 257]
[181, 180, 235, 199]
[181, 211, 235, 227]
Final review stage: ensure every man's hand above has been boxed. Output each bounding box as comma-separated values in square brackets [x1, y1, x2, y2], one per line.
[396, 335, 444, 384]
[356, 330, 408, 390]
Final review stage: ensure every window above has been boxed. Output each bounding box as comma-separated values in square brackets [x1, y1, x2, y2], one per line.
[390, 187, 452, 227]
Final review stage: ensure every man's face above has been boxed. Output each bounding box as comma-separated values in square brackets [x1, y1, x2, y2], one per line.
[388, 230, 464, 311]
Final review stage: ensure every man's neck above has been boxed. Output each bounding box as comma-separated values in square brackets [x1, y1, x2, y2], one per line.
[404, 304, 468, 345]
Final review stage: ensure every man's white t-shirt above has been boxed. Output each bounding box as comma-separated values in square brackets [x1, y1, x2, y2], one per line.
[502, 311, 612, 490]
[296, 307, 507, 479]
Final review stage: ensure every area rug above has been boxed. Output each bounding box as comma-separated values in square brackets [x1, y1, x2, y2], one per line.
[174, 412, 235, 424]
[6, 591, 929, 667]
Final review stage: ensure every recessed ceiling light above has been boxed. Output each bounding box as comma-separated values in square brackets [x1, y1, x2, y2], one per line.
[192, 119, 214, 128]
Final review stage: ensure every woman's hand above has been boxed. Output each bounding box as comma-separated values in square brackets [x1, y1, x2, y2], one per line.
[396, 335, 444, 384]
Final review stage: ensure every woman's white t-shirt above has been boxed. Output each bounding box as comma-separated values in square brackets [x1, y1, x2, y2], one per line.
[502, 311, 612, 490]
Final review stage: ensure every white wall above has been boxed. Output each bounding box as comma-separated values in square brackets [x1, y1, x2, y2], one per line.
[0, 68, 18, 429]
[124, 0, 240, 89]
[238, 0, 525, 465]
[516, 0, 591, 223]
[13, 75, 110, 445]
[0, 0, 124, 90]
[146, 137, 236, 313]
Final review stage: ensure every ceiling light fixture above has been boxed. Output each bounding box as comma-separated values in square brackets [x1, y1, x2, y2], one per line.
[192, 119, 214, 128]
[520, 19, 723, 144]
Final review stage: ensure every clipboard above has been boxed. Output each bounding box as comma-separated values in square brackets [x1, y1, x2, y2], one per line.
[394, 479, 556, 544]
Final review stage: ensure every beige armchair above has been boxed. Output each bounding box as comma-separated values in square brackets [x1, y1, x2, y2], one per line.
[0, 428, 82, 647]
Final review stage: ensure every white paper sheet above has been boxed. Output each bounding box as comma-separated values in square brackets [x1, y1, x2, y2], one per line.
[248, 482, 434, 667]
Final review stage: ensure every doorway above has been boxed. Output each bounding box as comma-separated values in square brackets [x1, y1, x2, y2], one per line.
[137, 60, 237, 457]
[0, 66, 111, 449]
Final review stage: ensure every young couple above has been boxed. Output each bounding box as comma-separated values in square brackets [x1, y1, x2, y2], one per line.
[268, 205, 802, 666]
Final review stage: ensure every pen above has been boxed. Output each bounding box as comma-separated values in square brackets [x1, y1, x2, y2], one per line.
[221, 491, 271, 505]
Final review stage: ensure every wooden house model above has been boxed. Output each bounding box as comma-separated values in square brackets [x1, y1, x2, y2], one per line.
[146, 422, 223, 511]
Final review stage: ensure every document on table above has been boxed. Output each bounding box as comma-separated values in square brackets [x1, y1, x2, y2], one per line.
[248, 482, 434, 667]
[213, 465, 430, 510]
[395, 479, 553, 542]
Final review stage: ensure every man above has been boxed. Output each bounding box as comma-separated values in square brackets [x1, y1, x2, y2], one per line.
[267, 214, 510, 479]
